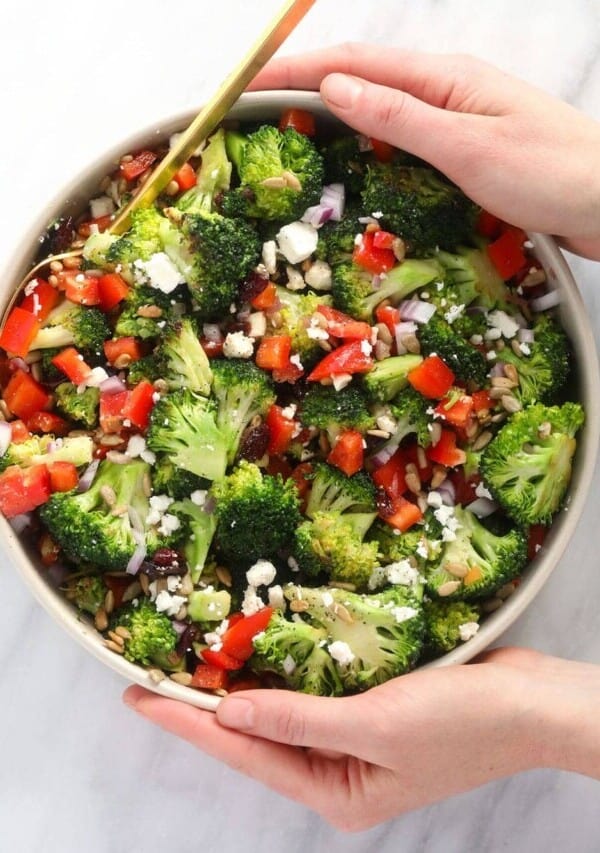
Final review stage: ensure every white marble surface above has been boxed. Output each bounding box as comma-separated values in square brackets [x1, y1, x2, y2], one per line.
[1, 1, 599, 849]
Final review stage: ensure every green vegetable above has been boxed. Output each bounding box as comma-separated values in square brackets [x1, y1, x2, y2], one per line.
[497, 315, 571, 405]
[158, 317, 212, 395]
[63, 574, 107, 615]
[0, 434, 94, 473]
[30, 301, 110, 353]
[294, 511, 379, 589]
[299, 383, 375, 444]
[362, 354, 423, 403]
[170, 498, 217, 583]
[419, 314, 488, 386]
[423, 599, 481, 654]
[111, 598, 178, 666]
[114, 285, 175, 340]
[55, 382, 99, 429]
[305, 462, 376, 519]
[187, 588, 231, 622]
[273, 286, 332, 364]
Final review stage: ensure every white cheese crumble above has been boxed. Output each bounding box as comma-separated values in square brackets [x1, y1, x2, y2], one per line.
[190, 489, 208, 506]
[486, 350, 497, 361]
[90, 195, 115, 219]
[321, 591, 335, 607]
[261, 240, 278, 274]
[280, 404, 297, 420]
[223, 330, 254, 359]
[416, 541, 430, 559]
[78, 366, 109, 391]
[246, 559, 277, 587]
[444, 303, 465, 324]
[306, 324, 329, 341]
[285, 265, 306, 291]
[126, 434, 147, 459]
[134, 252, 185, 294]
[328, 640, 355, 666]
[470, 334, 483, 345]
[147, 494, 174, 526]
[276, 221, 318, 264]
[426, 490, 443, 509]
[475, 481, 493, 500]
[289, 353, 303, 370]
[268, 584, 285, 610]
[487, 309, 520, 339]
[520, 342, 531, 356]
[332, 372, 353, 391]
[304, 260, 332, 291]
[376, 412, 397, 434]
[360, 339, 373, 356]
[154, 590, 186, 617]
[386, 560, 420, 586]
[458, 621, 480, 642]
[241, 586, 265, 616]
[247, 312, 267, 339]
[391, 606, 419, 624]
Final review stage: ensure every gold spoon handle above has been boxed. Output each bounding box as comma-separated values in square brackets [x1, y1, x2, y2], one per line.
[110, 0, 316, 235]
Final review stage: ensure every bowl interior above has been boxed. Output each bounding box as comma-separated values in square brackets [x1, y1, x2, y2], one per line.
[1, 91, 599, 705]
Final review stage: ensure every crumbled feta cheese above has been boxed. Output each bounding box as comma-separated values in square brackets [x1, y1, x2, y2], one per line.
[470, 334, 483, 345]
[484, 327, 502, 341]
[140, 448, 156, 465]
[289, 353, 303, 370]
[261, 240, 278, 274]
[444, 303, 465, 324]
[282, 654, 296, 675]
[158, 513, 181, 536]
[475, 481, 493, 500]
[126, 434, 146, 458]
[147, 494, 174, 526]
[223, 330, 254, 359]
[276, 221, 319, 264]
[458, 621, 480, 642]
[285, 265, 306, 291]
[268, 584, 285, 610]
[287, 556, 300, 572]
[427, 490, 443, 509]
[371, 210, 383, 219]
[386, 560, 420, 586]
[247, 311, 267, 339]
[304, 259, 332, 291]
[486, 350, 497, 361]
[332, 372, 353, 391]
[280, 404, 297, 420]
[154, 590, 187, 617]
[167, 575, 182, 592]
[246, 559, 277, 588]
[416, 541, 429, 559]
[241, 586, 265, 616]
[391, 606, 419, 624]
[487, 309, 520, 339]
[306, 324, 329, 341]
[134, 252, 185, 293]
[376, 412, 397, 434]
[520, 342, 531, 356]
[328, 640, 355, 666]
[190, 489, 208, 506]
[90, 195, 115, 219]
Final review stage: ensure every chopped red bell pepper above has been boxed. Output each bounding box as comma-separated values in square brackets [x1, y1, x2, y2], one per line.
[0, 464, 51, 518]
[122, 380, 155, 430]
[427, 428, 467, 468]
[10, 420, 32, 443]
[372, 448, 408, 501]
[372, 230, 396, 250]
[307, 340, 373, 382]
[407, 354, 455, 399]
[290, 462, 313, 507]
[527, 524, 547, 560]
[434, 392, 475, 430]
[375, 303, 401, 337]
[250, 281, 277, 310]
[327, 429, 364, 476]
[39, 532, 61, 566]
[279, 108, 316, 137]
[97, 273, 130, 312]
[57, 271, 101, 306]
[382, 495, 423, 532]
[48, 461, 79, 493]
[256, 335, 292, 371]
[220, 607, 274, 662]
[51, 347, 93, 385]
[3, 370, 52, 420]
[476, 210, 504, 240]
[19, 279, 60, 322]
[200, 338, 224, 359]
[370, 138, 395, 163]
[77, 215, 113, 238]
[190, 663, 229, 691]
[353, 231, 396, 274]
[201, 648, 244, 671]
[266, 404, 296, 456]
[471, 389, 494, 414]
[487, 229, 527, 280]
[27, 411, 70, 436]
[173, 162, 197, 192]
[0, 307, 41, 357]
[316, 305, 372, 341]
[272, 357, 304, 384]
[99, 389, 129, 434]
[120, 150, 157, 182]
[104, 336, 144, 366]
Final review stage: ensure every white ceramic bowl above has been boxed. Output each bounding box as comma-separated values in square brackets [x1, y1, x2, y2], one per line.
[2, 91, 599, 709]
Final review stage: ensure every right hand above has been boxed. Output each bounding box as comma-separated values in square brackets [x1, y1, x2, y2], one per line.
[251, 44, 600, 260]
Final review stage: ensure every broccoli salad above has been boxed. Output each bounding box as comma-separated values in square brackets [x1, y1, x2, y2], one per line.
[0, 108, 584, 697]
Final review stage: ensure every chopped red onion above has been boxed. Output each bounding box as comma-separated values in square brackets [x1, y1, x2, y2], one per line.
[172, 620, 188, 636]
[9, 512, 32, 534]
[77, 458, 100, 492]
[370, 443, 399, 469]
[202, 323, 222, 343]
[128, 506, 145, 537]
[398, 300, 436, 324]
[99, 375, 126, 395]
[9, 357, 29, 373]
[530, 290, 560, 311]
[437, 478, 456, 506]
[126, 540, 147, 575]
[489, 361, 507, 378]
[320, 183, 345, 221]
[394, 321, 418, 354]
[0, 421, 12, 457]
[466, 497, 499, 518]
[301, 204, 333, 227]
[518, 327, 535, 344]
[371, 274, 382, 290]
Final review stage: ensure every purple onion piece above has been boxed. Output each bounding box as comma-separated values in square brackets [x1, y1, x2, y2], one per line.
[466, 497, 499, 518]
[398, 300, 436, 324]
[126, 540, 147, 575]
[99, 375, 126, 395]
[437, 478, 456, 506]
[518, 327, 535, 344]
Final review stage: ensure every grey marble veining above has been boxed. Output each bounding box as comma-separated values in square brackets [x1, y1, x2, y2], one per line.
[1, 1, 599, 850]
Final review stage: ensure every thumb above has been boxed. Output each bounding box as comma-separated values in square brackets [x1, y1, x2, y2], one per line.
[320, 73, 490, 184]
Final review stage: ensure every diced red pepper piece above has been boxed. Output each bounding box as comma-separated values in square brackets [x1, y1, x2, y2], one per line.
[190, 663, 229, 691]
[173, 162, 197, 192]
[382, 495, 423, 532]
[290, 462, 313, 503]
[327, 429, 364, 476]
[434, 392, 475, 430]
[250, 281, 277, 310]
[77, 215, 113, 238]
[104, 336, 144, 366]
[0, 307, 41, 357]
[266, 404, 296, 456]
[407, 354, 455, 399]
[220, 607, 274, 662]
[316, 305, 372, 340]
[3, 370, 52, 420]
[10, 420, 32, 443]
[255, 335, 292, 371]
[120, 150, 157, 182]
[476, 210, 504, 240]
[375, 303, 401, 337]
[201, 648, 244, 671]
[279, 108, 316, 137]
[48, 461, 78, 493]
[370, 138, 395, 163]
[527, 524, 547, 560]
[427, 428, 467, 468]
[0, 464, 51, 518]
[307, 340, 373, 382]
[372, 449, 408, 501]
[272, 358, 304, 384]
[372, 230, 396, 250]
[487, 229, 527, 280]
[51, 347, 93, 385]
[56, 271, 101, 306]
[39, 532, 61, 566]
[20, 279, 59, 322]
[99, 389, 129, 434]
[122, 380, 155, 430]
[97, 273, 130, 312]
[27, 411, 70, 436]
[472, 389, 494, 414]
[353, 231, 396, 274]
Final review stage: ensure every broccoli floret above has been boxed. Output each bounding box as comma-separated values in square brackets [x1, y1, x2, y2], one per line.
[212, 461, 301, 566]
[38, 347, 65, 384]
[176, 127, 232, 214]
[332, 258, 441, 322]
[251, 611, 343, 696]
[106, 207, 164, 266]
[55, 382, 99, 429]
[82, 230, 119, 270]
[170, 498, 217, 583]
[63, 574, 107, 615]
[157, 316, 212, 395]
[315, 200, 363, 266]
[362, 164, 477, 252]
[30, 301, 110, 353]
[272, 286, 332, 364]
[111, 598, 178, 666]
[423, 599, 481, 654]
[480, 402, 584, 525]
[222, 125, 323, 221]
[0, 433, 94, 473]
[369, 510, 443, 567]
[299, 383, 375, 444]
[434, 247, 508, 310]
[287, 585, 425, 691]
[496, 315, 571, 405]
[147, 390, 228, 482]
[321, 136, 368, 195]
[425, 505, 527, 601]
[126, 353, 164, 385]
[211, 360, 276, 464]
[114, 285, 174, 340]
[40, 459, 156, 571]
[305, 462, 376, 519]
[151, 457, 207, 500]
[362, 354, 423, 403]
[294, 511, 379, 589]
[370, 387, 434, 464]
[419, 314, 488, 386]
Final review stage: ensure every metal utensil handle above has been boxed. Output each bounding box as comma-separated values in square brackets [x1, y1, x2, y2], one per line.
[110, 0, 316, 235]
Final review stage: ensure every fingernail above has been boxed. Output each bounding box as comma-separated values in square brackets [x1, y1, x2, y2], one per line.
[217, 697, 255, 730]
[321, 73, 363, 109]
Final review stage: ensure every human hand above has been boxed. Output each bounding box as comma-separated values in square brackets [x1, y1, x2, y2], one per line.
[250, 44, 600, 260]
[123, 648, 600, 830]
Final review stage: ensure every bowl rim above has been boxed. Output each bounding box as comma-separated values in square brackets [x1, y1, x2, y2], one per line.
[1, 90, 598, 708]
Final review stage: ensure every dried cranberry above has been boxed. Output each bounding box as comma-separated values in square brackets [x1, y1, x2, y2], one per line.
[143, 548, 183, 579]
[375, 487, 394, 518]
[239, 423, 269, 462]
[238, 269, 269, 304]
[177, 623, 201, 657]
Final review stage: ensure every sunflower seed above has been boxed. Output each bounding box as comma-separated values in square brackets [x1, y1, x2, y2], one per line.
[260, 176, 287, 189]
[215, 565, 232, 587]
[404, 463, 421, 495]
[503, 363, 519, 384]
[392, 237, 406, 262]
[490, 376, 517, 389]
[170, 672, 193, 686]
[114, 626, 132, 640]
[282, 170, 302, 191]
[437, 580, 462, 597]
[472, 430, 494, 451]
[104, 589, 115, 615]
[511, 339, 523, 357]
[327, 580, 356, 592]
[122, 581, 142, 603]
[104, 639, 124, 654]
[289, 598, 309, 612]
[501, 394, 522, 413]
[108, 630, 125, 647]
[94, 608, 108, 631]
[148, 668, 166, 683]
[538, 421, 552, 438]
[430, 464, 448, 490]
[99, 484, 116, 506]
[445, 562, 469, 579]
[333, 603, 354, 624]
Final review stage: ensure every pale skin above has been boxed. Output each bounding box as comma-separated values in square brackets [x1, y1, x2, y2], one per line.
[123, 46, 600, 830]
